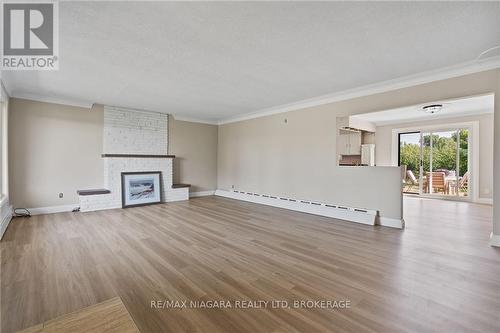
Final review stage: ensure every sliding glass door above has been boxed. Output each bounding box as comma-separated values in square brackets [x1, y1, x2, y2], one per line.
[421, 131, 431, 194]
[399, 128, 470, 199]
[457, 129, 469, 197]
[423, 130, 457, 196]
[399, 132, 420, 194]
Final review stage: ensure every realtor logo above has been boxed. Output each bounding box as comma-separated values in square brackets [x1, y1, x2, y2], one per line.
[1, 1, 59, 70]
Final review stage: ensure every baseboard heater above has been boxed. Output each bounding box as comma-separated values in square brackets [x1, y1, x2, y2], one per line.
[214, 189, 377, 226]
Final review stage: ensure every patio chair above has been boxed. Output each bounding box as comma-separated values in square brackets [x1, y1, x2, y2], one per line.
[425, 172, 448, 194]
[451, 171, 469, 196]
[404, 170, 419, 192]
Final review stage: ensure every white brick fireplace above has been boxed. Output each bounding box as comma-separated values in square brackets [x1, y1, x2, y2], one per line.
[78, 106, 188, 212]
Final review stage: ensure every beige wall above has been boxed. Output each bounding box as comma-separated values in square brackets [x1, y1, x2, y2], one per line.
[9, 99, 104, 208]
[218, 108, 403, 220]
[169, 118, 218, 193]
[218, 69, 500, 221]
[8, 99, 219, 208]
[6, 69, 500, 224]
[375, 113, 494, 199]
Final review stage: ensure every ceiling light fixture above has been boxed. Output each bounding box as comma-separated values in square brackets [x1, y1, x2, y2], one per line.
[422, 104, 443, 114]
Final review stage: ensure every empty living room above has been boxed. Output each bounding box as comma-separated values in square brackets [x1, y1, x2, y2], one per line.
[1, 1, 500, 332]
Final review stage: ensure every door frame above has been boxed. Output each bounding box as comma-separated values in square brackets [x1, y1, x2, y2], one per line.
[392, 121, 479, 202]
[397, 131, 420, 168]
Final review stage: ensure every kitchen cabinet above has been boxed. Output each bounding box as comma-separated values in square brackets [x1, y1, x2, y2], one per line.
[338, 130, 361, 155]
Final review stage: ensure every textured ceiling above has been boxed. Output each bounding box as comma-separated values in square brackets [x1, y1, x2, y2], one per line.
[2, 1, 500, 122]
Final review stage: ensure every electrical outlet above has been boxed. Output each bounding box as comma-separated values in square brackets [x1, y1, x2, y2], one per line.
[59, 192, 64, 198]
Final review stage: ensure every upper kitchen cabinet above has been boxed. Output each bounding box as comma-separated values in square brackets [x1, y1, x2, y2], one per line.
[338, 129, 361, 155]
[336, 116, 376, 166]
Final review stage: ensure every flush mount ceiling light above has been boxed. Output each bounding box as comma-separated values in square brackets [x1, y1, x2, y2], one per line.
[422, 104, 443, 114]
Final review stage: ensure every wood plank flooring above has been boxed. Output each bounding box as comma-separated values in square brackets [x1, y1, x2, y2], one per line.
[17, 297, 139, 333]
[1, 196, 499, 332]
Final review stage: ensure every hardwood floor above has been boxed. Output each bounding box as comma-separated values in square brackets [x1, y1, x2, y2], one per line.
[1, 196, 499, 332]
[17, 297, 139, 333]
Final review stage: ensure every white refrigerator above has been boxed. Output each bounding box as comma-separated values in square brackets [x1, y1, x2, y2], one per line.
[361, 144, 375, 166]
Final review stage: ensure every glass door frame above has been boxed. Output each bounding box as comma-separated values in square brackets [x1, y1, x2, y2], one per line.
[398, 126, 472, 201]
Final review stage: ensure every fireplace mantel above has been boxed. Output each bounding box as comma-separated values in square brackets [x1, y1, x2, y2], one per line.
[101, 154, 175, 158]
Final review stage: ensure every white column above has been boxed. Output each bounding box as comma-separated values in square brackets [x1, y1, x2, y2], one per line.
[491, 69, 500, 247]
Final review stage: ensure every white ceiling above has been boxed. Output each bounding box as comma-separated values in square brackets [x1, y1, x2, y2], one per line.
[2, 2, 500, 123]
[351, 94, 494, 126]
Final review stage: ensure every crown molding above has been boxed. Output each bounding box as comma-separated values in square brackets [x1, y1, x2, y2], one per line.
[217, 56, 500, 125]
[172, 114, 218, 125]
[10, 93, 93, 109]
[3, 56, 499, 124]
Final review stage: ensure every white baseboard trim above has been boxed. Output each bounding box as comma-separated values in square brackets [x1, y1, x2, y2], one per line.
[475, 197, 493, 205]
[215, 189, 380, 226]
[190, 190, 215, 198]
[80, 204, 121, 213]
[0, 203, 13, 240]
[27, 204, 79, 215]
[490, 232, 500, 247]
[378, 217, 405, 229]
